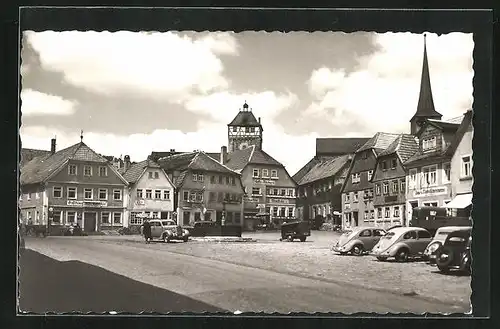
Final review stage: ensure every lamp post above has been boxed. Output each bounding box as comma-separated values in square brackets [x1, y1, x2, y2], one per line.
[221, 197, 227, 226]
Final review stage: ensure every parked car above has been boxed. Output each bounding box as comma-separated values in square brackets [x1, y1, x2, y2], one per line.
[423, 226, 472, 263]
[371, 227, 433, 262]
[332, 226, 387, 256]
[434, 229, 472, 274]
[142, 219, 190, 242]
[279, 221, 310, 242]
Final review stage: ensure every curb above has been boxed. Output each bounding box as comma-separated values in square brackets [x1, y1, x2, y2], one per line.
[190, 237, 256, 243]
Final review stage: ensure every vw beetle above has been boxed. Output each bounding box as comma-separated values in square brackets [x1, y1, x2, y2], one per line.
[332, 226, 387, 256]
[371, 227, 433, 262]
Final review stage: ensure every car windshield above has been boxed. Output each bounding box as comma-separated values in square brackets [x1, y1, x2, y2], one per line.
[382, 232, 396, 239]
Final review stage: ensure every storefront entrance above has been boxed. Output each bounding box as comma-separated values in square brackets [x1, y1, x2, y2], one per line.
[83, 212, 97, 232]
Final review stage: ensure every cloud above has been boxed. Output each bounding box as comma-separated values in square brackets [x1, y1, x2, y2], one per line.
[304, 32, 474, 134]
[21, 123, 315, 175]
[20, 89, 78, 116]
[24, 31, 239, 101]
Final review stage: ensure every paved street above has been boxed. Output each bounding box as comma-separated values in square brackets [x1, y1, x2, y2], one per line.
[22, 231, 471, 314]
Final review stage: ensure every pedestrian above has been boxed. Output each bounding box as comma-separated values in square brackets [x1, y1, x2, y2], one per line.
[142, 219, 152, 244]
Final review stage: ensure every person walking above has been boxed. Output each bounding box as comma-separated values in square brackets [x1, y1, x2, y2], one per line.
[142, 219, 152, 244]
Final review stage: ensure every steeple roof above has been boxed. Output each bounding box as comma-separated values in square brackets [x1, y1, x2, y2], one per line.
[228, 102, 262, 128]
[410, 34, 442, 122]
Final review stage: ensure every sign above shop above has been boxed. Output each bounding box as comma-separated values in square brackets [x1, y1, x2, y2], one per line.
[269, 198, 290, 204]
[253, 179, 276, 185]
[413, 186, 448, 198]
[244, 197, 259, 203]
[67, 200, 108, 207]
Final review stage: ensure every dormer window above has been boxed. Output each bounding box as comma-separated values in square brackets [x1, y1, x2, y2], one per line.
[381, 161, 387, 171]
[367, 170, 373, 181]
[422, 136, 437, 151]
[351, 173, 360, 183]
[391, 159, 397, 169]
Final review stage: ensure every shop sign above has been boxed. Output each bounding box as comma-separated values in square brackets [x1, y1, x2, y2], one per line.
[413, 186, 447, 198]
[253, 179, 276, 185]
[244, 197, 259, 203]
[66, 200, 108, 207]
[269, 198, 289, 204]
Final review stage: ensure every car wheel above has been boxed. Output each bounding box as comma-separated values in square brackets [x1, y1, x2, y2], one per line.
[395, 249, 409, 262]
[183, 236, 189, 242]
[351, 244, 364, 256]
[436, 247, 454, 273]
[287, 235, 293, 242]
[377, 256, 388, 262]
[163, 235, 170, 243]
[300, 236, 307, 242]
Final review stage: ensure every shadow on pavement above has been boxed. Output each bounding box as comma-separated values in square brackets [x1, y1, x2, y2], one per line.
[18, 249, 225, 314]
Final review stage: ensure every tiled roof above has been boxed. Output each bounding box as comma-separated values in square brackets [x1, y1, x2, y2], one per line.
[20, 142, 108, 185]
[151, 151, 220, 162]
[157, 152, 198, 172]
[158, 151, 238, 175]
[316, 137, 371, 155]
[20, 148, 52, 167]
[206, 153, 220, 161]
[356, 132, 400, 153]
[378, 134, 419, 163]
[297, 155, 351, 186]
[292, 156, 322, 183]
[426, 119, 461, 132]
[228, 111, 261, 127]
[403, 150, 449, 167]
[225, 145, 284, 172]
[121, 159, 161, 184]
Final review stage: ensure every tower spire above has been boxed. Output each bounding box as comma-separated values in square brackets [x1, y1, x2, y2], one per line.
[80, 129, 83, 142]
[410, 33, 442, 134]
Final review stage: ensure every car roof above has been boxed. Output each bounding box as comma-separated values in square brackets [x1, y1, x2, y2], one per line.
[436, 226, 472, 233]
[351, 226, 385, 232]
[389, 227, 427, 235]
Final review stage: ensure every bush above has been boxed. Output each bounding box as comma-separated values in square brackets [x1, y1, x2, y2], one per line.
[320, 223, 334, 231]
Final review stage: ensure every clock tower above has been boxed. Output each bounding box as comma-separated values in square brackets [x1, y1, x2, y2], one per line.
[227, 102, 263, 153]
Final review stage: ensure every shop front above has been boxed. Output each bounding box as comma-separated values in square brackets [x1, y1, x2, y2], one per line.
[406, 184, 452, 220]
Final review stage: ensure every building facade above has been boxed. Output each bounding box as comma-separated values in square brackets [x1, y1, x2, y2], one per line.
[403, 120, 460, 219]
[158, 151, 245, 227]
[227, 102, 263, 152]
[341, 133, 400, 229]
[371, 134, 419, 228]
[20, 139, 129, 232]
[295, 155, 351, 226]
[120, 157, 176, 226]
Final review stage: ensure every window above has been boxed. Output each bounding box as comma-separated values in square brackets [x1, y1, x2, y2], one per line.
[84, 165, 92, 177]
[66, 211, 76, 224]
[368, 170, 373, 181]
[422, 136, 437, 151]
[280, 189, 286, 196]
[198, 174, 204, 182]
[400, 180, 406, 193]
[344, 193, 350, 202]
[351, 173, 360, 183]
[136, 189, 143, 199]
[84, 188, 93, 200]
[418, 230, 432, 239]
[360, 229, 371, 237]
[353, 192, 359, 203]
[113, 189, 122, 200]
[393, 206, 400, 217]
[271, 170, 278, 178]
[443, 163, 451, 183]
[145, 189, 152, 199]
[252, 187, 261, 196]
[381, 161, 387, 171]
[210, 175, 215, 184]
[226, 176, 230, 185]
[67, 187, 77, 199]
[375, 184, 381, 195]
[130, 213, 142, 225]
[423, 201, 438, 207]
[113, 212, 122, 224]
[403, 231, 417, 240]
[218, 176, 223, 184]
[155, 190, 161, 199]
[392, 181, 398, 193]
[196, 192, 203, 202]
[231, 177, 236, 186]
[53, 187, 62, 198]
[383, 182, 389, 194]
[262, 169, 269, 177]
[163, 190, 170, 200]
[287, 189, 294, 197]
[422, 165, 437, 186]
[391, 158, 397, 169]
[253, 169, 260, 178]
[363, 211, 368, 220]
[409, 169, 417, 188]
[190, 193, 196, 202]
[272, 207, 278, 217]
[148, 172, 153, 179]
[288, 207, 294, 217]
[384, 207, 390, 218]
[461, 156, 472, 178]
[279, 207, 285, 217]
[68, 164, 77, 175]
[52, 211, 61, 224]
[99, 166, 108, 177]
[373, 229, 385, 237]
[209, 192, 216, 202]
[183, 191, 189, 201]
[154, 172, 159, 179]
[370, 210, 375, 219]
[192, 173, 198, 181]
[234, 212, 241, 223]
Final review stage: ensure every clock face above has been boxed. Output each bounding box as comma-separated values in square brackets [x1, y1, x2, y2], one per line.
[239, 142, 249, 150]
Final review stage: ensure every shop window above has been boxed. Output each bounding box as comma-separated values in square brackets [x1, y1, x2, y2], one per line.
[101, 212, 111, 224]
[113, 213, 122, 224]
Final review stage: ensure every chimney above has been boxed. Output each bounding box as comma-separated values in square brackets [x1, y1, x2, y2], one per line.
[220, 146, 228, 164]
[50, 138, 56, 154]
[124, 155, 131, 171]
[258, 117, 261, 124]
[170, 148, 175, 152]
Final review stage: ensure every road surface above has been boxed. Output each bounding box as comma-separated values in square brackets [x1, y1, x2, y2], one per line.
[23, 236, 469, 314]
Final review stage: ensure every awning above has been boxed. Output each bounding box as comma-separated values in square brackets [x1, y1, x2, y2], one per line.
[444, 193, 472, 209]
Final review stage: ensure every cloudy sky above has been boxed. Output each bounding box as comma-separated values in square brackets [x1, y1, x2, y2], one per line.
[20, 31, 473, 175]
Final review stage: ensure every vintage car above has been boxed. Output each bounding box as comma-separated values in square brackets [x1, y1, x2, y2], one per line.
[371, 227, 433, 262]
[434, 229, 472, 274]
[423, 226, 472, 263]
[279, 220, 311, 242]
[143, 219, 190, 242]
[332, 226, 387, 256]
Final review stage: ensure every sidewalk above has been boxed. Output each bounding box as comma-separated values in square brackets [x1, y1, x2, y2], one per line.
[18, 249, 224, 313]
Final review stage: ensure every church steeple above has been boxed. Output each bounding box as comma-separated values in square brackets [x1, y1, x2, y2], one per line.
[227, 101, 263, 153]
[410, 34, 443, 135]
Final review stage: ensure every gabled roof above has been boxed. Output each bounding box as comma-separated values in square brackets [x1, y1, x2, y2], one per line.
[316, 138, 371, 155]
[228, 111, 261, 128]
[445, 110, 473, 157]
[158, 151, 239, 175]
[20, 142, 110, 185]
[377, 134, 419, 163]
[292, 156, 322, 183]
[297, 154, 351, 186]
[225, 145, 283, 172]
[151, 151, 220, 163]
[425, 119, 461, 133]
[121, 159, 161, 184]
[20, 148, 52, 167]
[356, 132, 400, 154]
